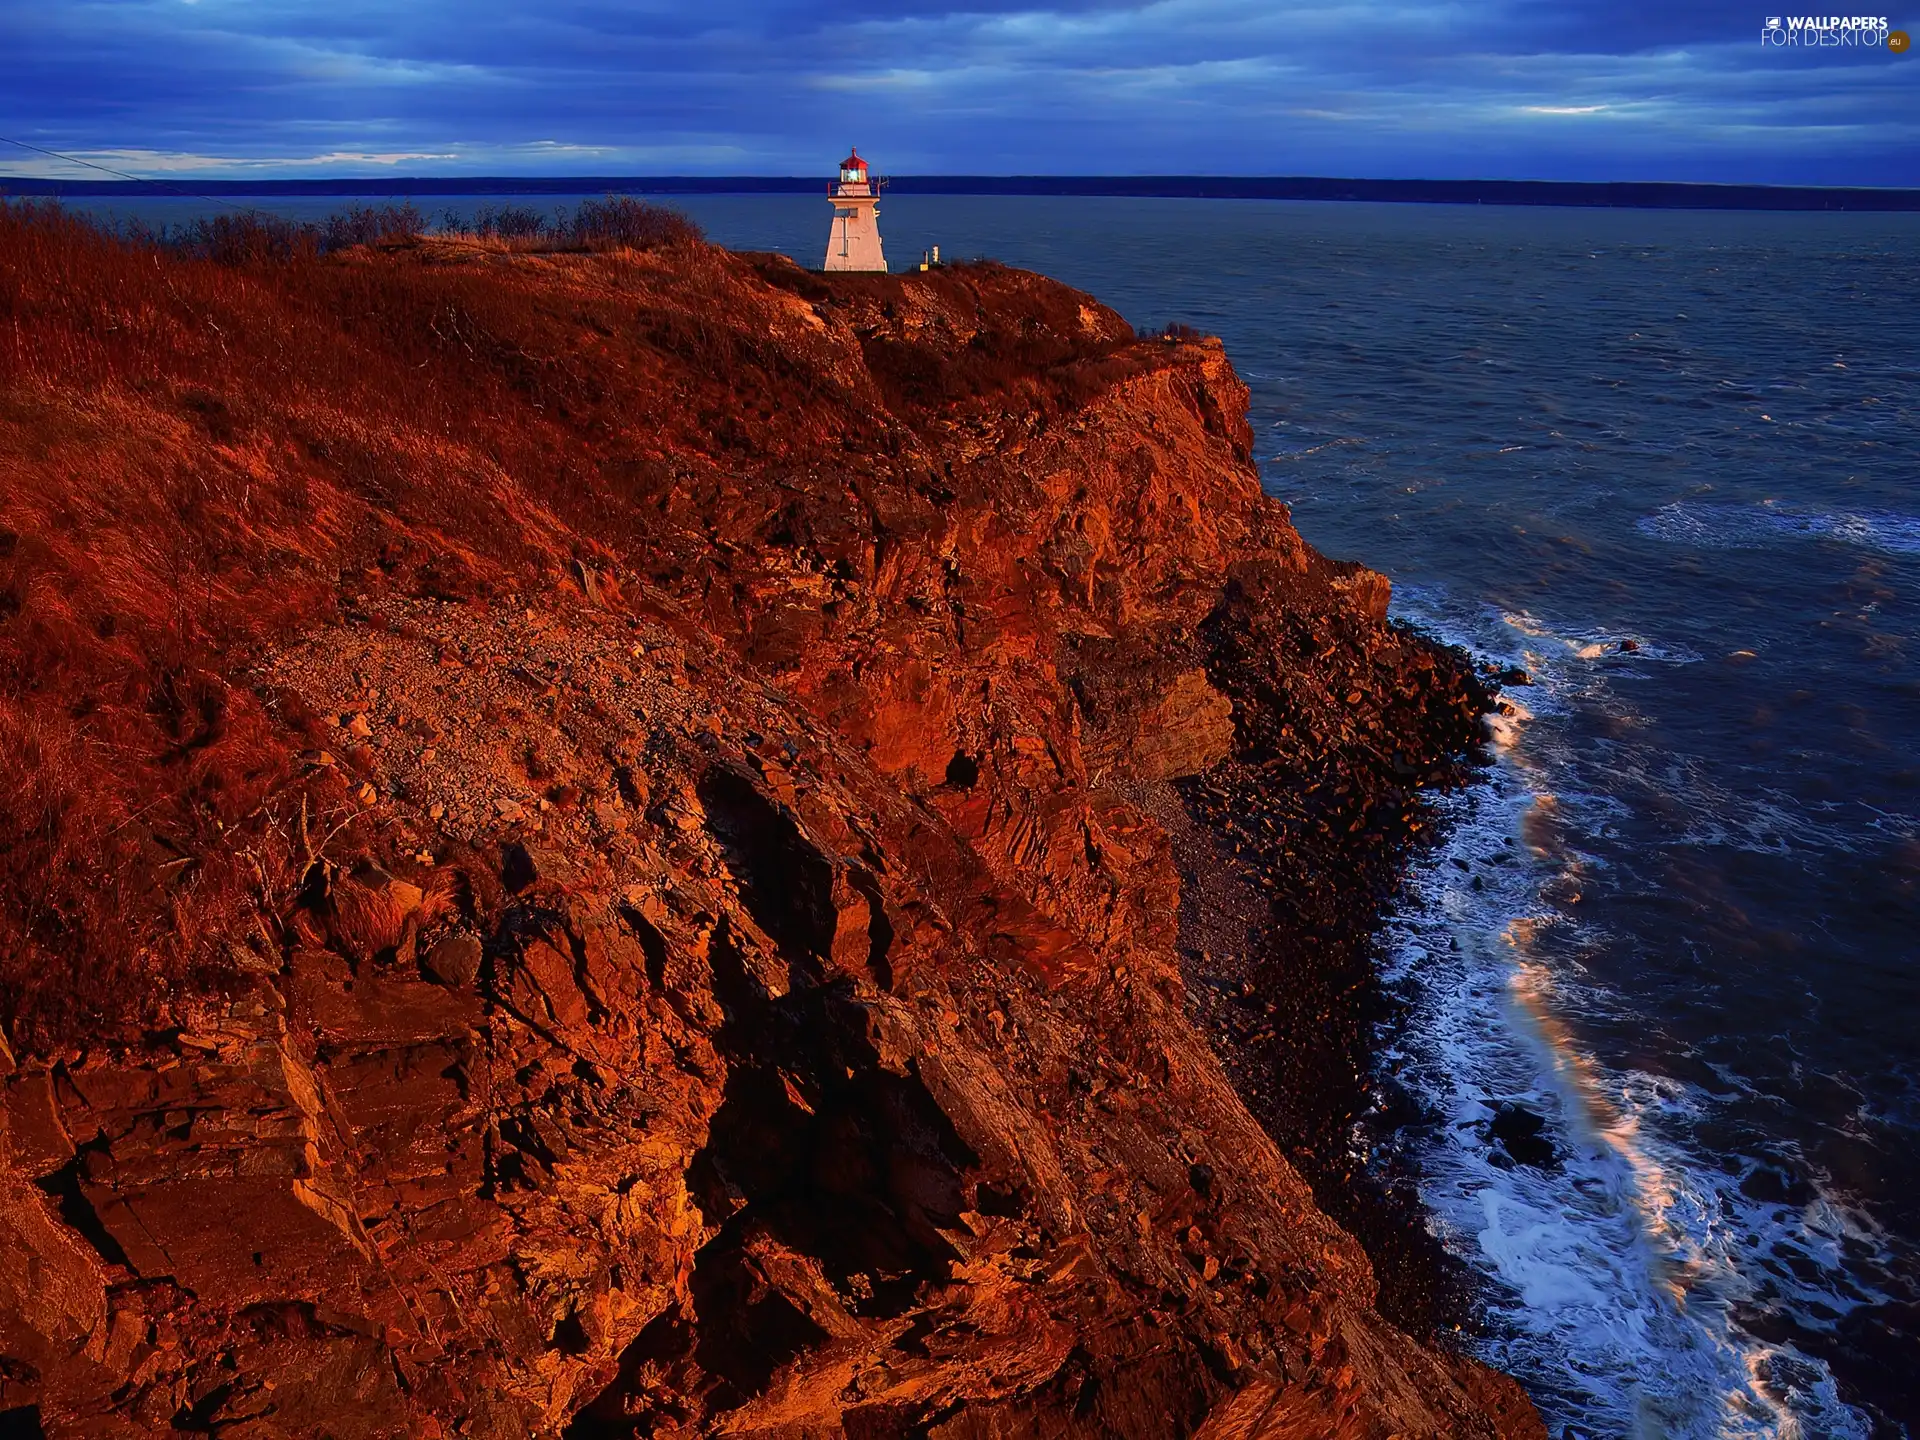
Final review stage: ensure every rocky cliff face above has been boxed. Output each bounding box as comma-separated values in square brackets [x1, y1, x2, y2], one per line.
[0, 213, 1539, 1438]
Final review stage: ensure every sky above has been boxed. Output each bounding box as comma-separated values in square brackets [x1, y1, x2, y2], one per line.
[3, 0, 1917, 186]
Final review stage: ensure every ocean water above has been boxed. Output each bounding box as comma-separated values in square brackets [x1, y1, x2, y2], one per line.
[943, 198, 1920, 1440]
[65, 192, 1920, 1436]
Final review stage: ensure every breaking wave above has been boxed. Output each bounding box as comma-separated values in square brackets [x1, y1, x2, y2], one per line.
[1367, 590, 1893, 1439]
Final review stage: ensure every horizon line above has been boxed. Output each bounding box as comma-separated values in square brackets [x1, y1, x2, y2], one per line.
[6, 173, 1919, 211]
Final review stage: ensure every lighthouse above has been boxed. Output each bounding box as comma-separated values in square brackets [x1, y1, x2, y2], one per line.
[824, 148, 886, 273]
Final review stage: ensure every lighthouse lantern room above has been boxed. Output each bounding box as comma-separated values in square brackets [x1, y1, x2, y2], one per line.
[824, 148, 887, 273]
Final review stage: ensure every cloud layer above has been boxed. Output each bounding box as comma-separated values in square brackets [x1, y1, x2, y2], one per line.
[4, 0, 1916, 183]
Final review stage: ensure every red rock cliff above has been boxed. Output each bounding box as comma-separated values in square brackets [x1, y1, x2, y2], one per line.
[0, 211, 1540, 1438]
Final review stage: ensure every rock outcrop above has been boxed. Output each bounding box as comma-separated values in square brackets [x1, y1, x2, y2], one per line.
[0, 212, 1536, 1437]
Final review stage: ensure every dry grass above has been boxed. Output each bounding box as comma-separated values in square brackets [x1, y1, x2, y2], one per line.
[0, 199, 776, 1045]
[0, 199, 1166, 1048]
[102, 196, 703, 262]
[758, 259, 1158, 418]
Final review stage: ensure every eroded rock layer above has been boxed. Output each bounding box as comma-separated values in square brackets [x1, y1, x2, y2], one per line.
[0, 215, 1539, 1438]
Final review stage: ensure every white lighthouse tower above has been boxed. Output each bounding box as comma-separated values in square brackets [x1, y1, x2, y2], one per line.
[824, 148, 887, 273]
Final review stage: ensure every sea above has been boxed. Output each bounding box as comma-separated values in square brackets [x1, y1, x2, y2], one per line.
[65, 192, 1920, 1438]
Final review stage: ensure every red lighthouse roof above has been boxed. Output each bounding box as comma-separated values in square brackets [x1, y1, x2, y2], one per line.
[839, 149, 868, 173]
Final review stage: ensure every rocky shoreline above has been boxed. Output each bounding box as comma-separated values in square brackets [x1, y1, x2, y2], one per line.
[0, 208, 1537, 1437]
[1164, 606, 1497, 1342]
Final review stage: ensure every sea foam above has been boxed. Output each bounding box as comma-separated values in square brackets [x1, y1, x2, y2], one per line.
[1370, 589, 1889, 1439]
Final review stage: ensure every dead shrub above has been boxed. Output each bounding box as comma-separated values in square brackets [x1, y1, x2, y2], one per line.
[320, 203, 426, 252]
[567, 197, 703, 251]
[171, 210, 321, 265]
[473, 204, 556, 241]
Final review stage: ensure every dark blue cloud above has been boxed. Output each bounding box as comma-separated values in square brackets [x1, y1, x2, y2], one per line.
[2, 0, 1915, 183]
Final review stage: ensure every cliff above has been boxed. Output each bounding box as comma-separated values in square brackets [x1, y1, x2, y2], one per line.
[0, 207, 1540, 1438]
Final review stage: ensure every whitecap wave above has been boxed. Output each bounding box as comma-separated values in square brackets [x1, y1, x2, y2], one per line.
[1446, 603, 1912, 859]
[1637, 501, 1920, 557]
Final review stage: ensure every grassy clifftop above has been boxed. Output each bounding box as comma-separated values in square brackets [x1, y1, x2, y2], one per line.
[0, 205, 1530, 1439]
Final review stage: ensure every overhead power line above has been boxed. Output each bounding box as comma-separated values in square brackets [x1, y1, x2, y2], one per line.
[0, 135, 274, 212]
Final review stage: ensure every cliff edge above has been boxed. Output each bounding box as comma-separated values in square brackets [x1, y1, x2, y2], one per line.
[0, 209, 1540, 1438]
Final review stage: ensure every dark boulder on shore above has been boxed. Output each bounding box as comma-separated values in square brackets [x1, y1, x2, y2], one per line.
[1487, 1101, 1559, 1171]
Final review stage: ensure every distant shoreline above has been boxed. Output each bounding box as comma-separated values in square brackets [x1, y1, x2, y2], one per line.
[6, 174, 1920, 212]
